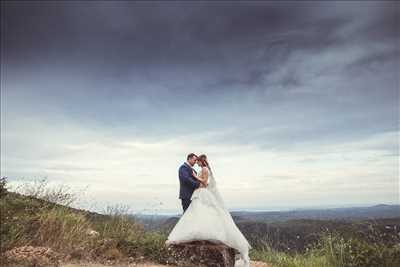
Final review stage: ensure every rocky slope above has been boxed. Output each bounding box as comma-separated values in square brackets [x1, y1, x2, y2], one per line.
[2, 245, 270, 267]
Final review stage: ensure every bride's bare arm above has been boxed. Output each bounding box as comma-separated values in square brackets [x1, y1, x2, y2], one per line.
[192, 170, 205, 183]
[192, 167, 209, 185]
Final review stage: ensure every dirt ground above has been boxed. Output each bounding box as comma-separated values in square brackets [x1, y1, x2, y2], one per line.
[61, 260, 270, 267]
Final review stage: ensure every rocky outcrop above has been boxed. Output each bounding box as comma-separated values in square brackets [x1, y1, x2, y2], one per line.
[166, 241, 239, 267]
[2, 246, 66, 267]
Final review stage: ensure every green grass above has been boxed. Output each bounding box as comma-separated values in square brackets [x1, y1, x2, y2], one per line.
[250, 232, 400, 267]
[251, 245, 329, 267]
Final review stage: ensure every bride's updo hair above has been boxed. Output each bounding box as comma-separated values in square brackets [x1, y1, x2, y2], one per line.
[197, 154, 208, 166]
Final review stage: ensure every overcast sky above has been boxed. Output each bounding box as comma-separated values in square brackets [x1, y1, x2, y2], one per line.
[1, 1, 399, 214]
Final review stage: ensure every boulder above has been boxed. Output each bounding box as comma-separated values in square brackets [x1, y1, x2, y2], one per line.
[2, 245, 65, 267]
[166, 240, 239, 267]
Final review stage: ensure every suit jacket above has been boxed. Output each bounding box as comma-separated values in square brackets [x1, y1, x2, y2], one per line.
[178, 162, 200, 199]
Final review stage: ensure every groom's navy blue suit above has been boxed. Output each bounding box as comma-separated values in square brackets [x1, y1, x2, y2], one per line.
[179, 162, 200, 213]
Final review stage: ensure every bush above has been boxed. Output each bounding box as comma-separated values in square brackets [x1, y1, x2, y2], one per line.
[0, 176, 8, 197]
[12, 177, 80, 206]
[90, 205, 171, 262]
[0, 190, 43, 252]
[117, 231, 169, 263]
[34, 207, 94, 253]
[93, 205, 144, 242]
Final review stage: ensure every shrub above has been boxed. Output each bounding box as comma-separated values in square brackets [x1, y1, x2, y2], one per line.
[0, 190, 42, 252]
[12, 177, 80, 206]
[34, 207, 93, 253]
[117, 231, 169, 263]
[93, 205, 144, 242]
[0, 176, 8, 197]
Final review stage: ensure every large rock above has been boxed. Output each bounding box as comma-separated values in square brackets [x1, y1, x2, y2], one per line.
[166, 240, 239, 267]
[2, 246, 65, 267]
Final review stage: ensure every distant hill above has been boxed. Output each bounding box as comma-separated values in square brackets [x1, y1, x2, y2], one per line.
[133, 204, 400, 231]
[131, 204, 400, 254]
[231, 204, 400, 222]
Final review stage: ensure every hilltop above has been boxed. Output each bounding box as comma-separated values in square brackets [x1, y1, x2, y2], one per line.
[0, 178, 269, 267]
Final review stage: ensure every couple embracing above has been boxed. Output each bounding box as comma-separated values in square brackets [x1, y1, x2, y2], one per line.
[166, 153, 252, 267]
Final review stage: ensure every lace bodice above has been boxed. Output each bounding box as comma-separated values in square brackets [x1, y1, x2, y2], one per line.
[197, 167, 216, 189]
[194, 167, 227, 210]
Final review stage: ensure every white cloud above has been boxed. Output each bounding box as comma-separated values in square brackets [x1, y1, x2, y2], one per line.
[2, 114, 398, 214]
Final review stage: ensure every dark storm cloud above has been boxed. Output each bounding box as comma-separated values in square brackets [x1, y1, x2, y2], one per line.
[1, 1, 399, 147]
[3, 2, 396, 66]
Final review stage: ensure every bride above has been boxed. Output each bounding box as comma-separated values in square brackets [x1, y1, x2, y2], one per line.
[165, 154, 252, 267]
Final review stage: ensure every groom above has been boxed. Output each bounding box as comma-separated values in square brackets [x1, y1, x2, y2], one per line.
[178, 153, 201, 213]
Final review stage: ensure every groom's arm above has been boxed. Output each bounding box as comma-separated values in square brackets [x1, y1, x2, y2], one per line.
[179, 167, 200, 189]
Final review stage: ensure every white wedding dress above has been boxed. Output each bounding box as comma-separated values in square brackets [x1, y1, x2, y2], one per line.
[165, 167, 252, 267]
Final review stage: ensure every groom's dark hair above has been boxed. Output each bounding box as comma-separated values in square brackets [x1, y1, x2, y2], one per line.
[187, 153, 197, 160]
